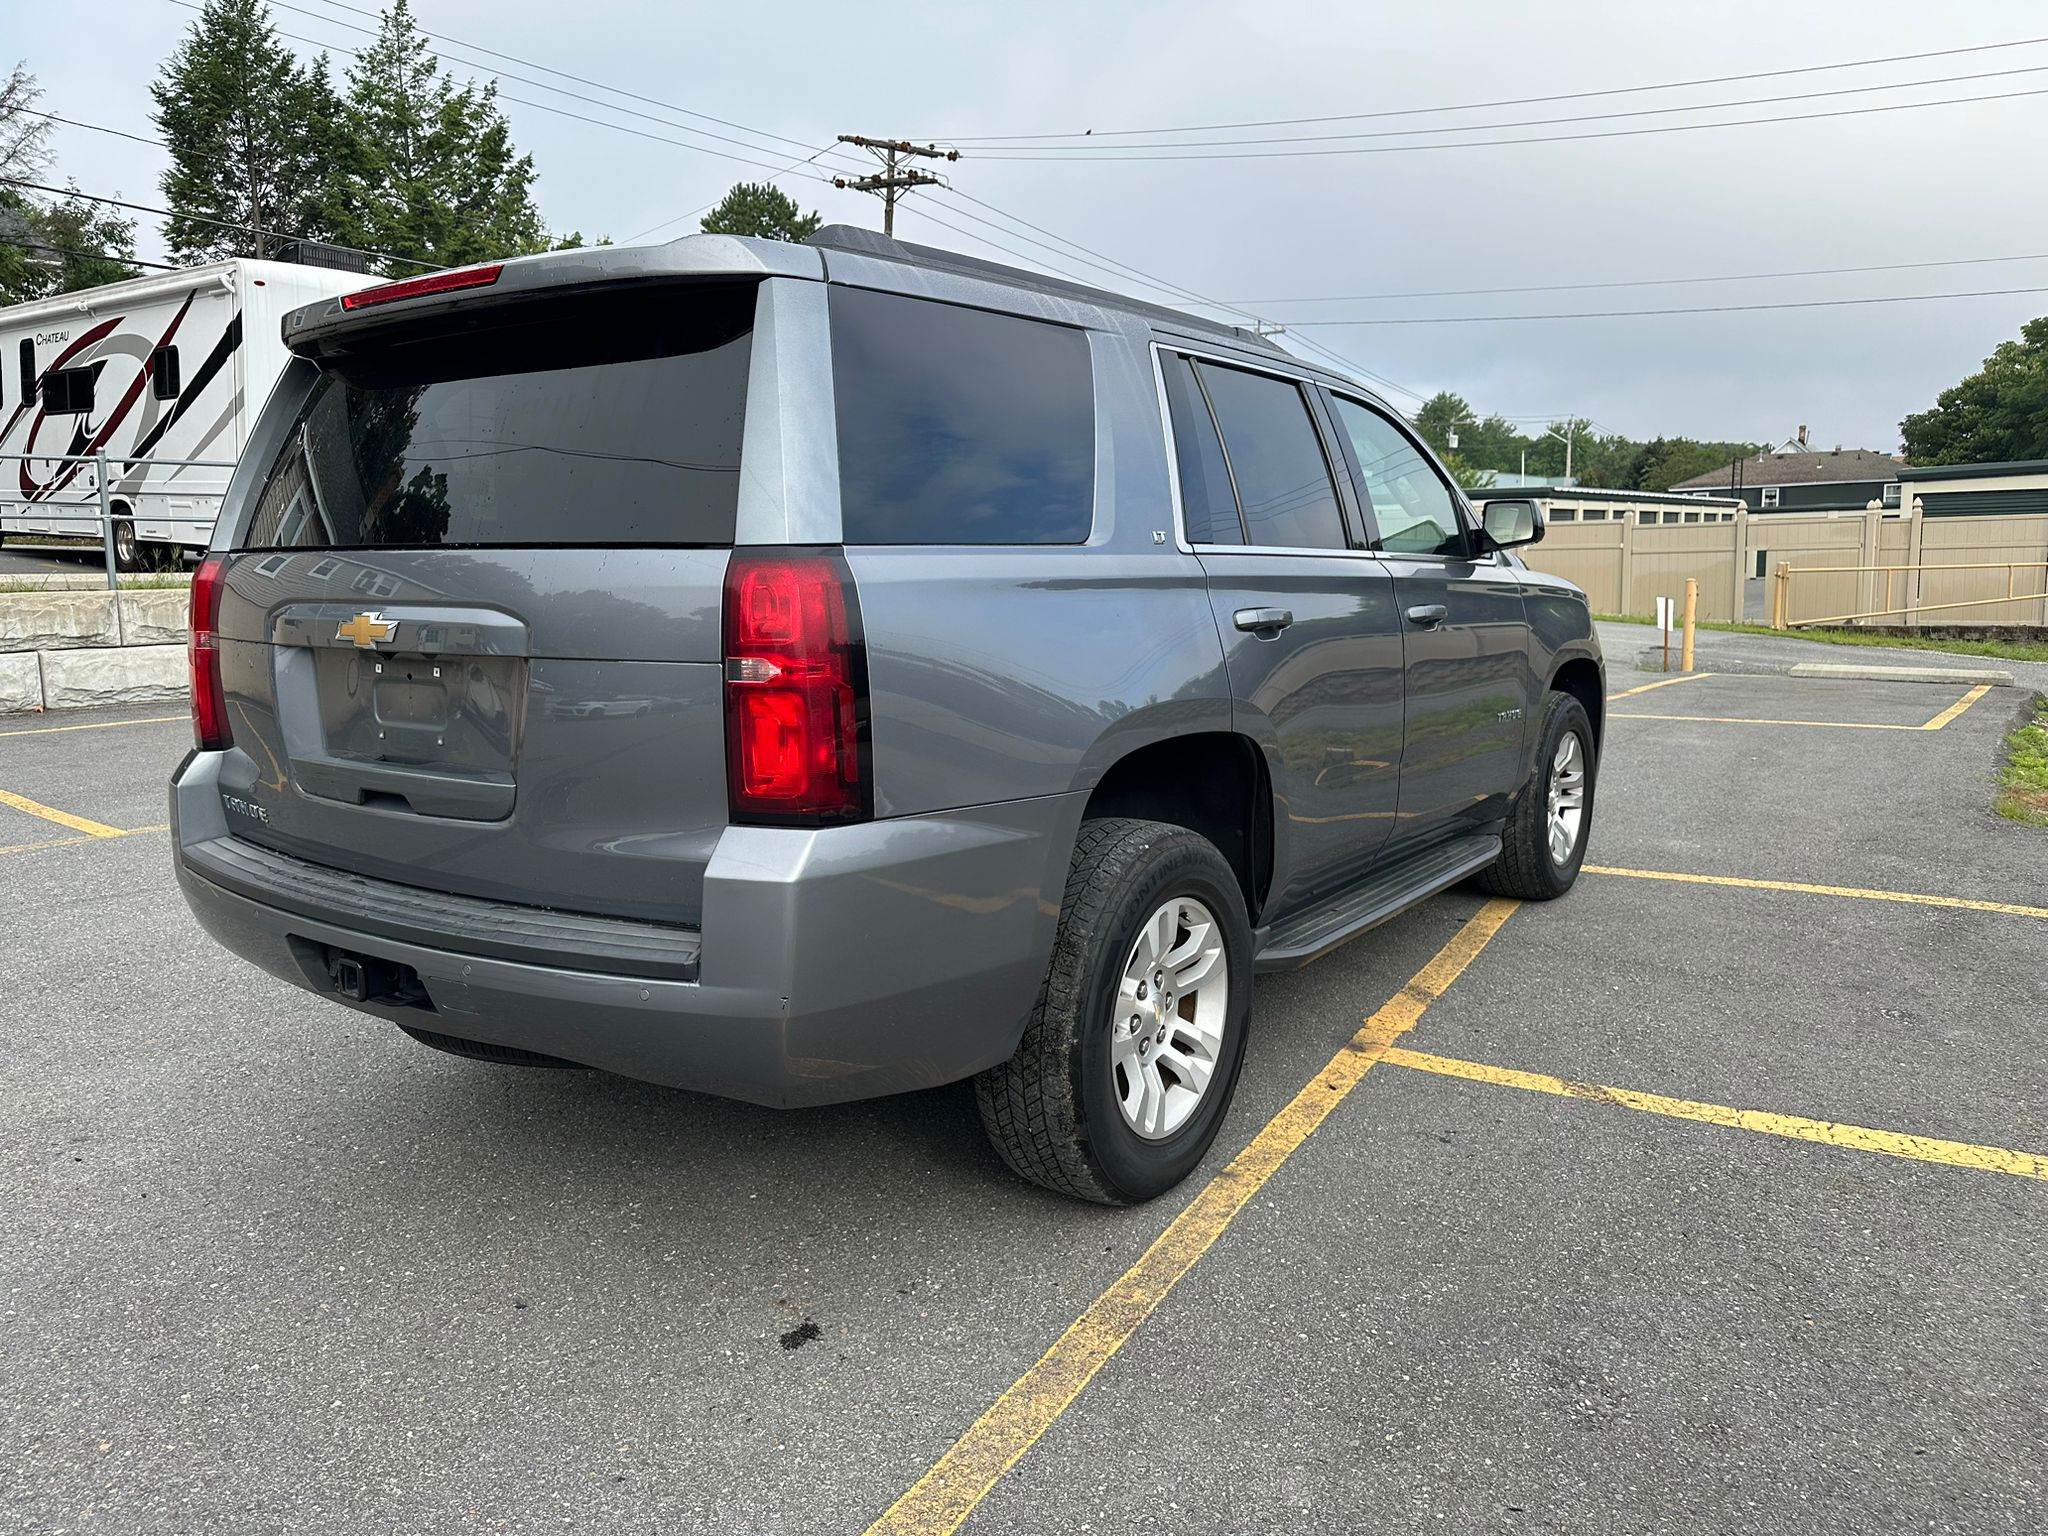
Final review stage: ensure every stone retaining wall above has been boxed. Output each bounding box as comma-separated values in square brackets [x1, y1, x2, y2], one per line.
[0, 589, 190, 712]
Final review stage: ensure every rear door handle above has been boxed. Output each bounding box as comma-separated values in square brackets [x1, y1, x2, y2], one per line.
[1233, 606, 1294, 634]
[1405, 604, 1449, 627]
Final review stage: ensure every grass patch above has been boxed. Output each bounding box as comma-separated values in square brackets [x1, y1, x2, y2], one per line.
[1595, 612, 2048, 664]
[1996, 695, 2048, 827]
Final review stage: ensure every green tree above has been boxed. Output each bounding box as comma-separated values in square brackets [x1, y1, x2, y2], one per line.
[1900, 318, 2048, 465]
[1438, 452, 1497, 492]
[700, 181, 821, 242]
[1411, 391, 1471, 456]
[339, 0, 547, 270]
[0, 70, 139, 303]
[151, 0, 345, 261]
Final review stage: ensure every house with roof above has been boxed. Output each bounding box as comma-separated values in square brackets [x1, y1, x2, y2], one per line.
[1670, 426, 1905, 513]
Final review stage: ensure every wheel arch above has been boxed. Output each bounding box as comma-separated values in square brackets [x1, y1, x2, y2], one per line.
[1080, 731, 1275, 926]
[1549, 653, 1604, 749]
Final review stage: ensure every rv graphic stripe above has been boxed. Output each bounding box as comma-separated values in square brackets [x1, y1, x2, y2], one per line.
[29, 295, 197, 503]
[125, 311, 242, 468]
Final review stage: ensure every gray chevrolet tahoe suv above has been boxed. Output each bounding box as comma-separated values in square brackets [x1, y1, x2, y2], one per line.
[172, 225, 1602, 1204]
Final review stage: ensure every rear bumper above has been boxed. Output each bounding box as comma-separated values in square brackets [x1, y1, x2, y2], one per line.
[171, 751, 1076, 1107]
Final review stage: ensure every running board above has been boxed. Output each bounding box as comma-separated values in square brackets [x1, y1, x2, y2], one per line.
[1253, 834, 1503, 972]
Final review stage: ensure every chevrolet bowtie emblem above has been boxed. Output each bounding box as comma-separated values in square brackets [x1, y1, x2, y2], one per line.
[336, 611, 398, 649]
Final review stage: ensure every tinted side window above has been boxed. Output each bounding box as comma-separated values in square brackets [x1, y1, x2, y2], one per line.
[1194, 362, 1346, 551]
[45, 366, 95, 414]
[1330, 397, 1467, 557]
[831, 287, 1094, 545]
[18, 339, 33, 405]
[1159, 353, 1242, 544]
[152, 345, 181, 400]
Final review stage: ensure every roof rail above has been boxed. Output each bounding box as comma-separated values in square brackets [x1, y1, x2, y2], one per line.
[803, 223, 1281, 352]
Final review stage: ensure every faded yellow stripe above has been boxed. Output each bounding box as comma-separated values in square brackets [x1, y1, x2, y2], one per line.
[1608, 672, 1711, 700]
[863, 899, 1521, 1536]
[0, 823, 168, 858]
[1583, 863, 2048, 921]
[1384, 1048, 2048, 1181]
[0, 787, 124, 838]
[0, 714, 185, 739]
[1920, 683, 1991, 730]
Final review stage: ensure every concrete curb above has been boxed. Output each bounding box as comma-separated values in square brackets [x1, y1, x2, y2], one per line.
[1633, 646, 2015, 685]
[1787, 662, 2015, 686]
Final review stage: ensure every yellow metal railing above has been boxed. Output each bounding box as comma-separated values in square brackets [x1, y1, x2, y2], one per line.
[1771, 560, 2048, 629]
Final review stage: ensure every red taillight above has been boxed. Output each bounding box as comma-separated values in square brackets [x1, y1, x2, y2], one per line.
[340, 263, 504, 310]
[189, 553, 229, 752]
[722, 553, 868, 823]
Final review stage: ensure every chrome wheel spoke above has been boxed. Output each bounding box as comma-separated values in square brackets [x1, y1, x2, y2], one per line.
[1111, 894, 1230, 1142]
[1544, 730, 1587, 867]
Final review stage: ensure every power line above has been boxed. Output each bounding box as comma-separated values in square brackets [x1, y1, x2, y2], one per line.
[1, 239, 178, 272]
[913, 193, 1434, 406]
[931, 32, 2048, 139]
[967, 83, 2048, 161]
[11, 107, 165, 149]
[286, 0, 863, 168]
[624, 144, 839, 245]
[1284, 285, 2048, 326]
[0, 176, 435, 270]
[952, 61, 2048, 152]
[176, 0, 854, 185]
[1229, 250, 2048, 306]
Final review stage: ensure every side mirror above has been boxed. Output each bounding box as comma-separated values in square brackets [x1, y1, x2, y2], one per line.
[1478, 498, 1545, 550]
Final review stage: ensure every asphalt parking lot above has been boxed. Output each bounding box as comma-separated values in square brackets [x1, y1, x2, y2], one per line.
[3, 666, 2044, 1534]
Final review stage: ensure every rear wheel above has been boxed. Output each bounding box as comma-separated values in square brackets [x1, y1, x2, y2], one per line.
[397, 1024, 588, 1068]
[976, 817, 1252, 1204]
[111, 517, 143, 573]
[1477, 690, 1596, 900]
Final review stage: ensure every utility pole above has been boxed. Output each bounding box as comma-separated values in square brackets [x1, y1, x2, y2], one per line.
[833, 135, 959, 236]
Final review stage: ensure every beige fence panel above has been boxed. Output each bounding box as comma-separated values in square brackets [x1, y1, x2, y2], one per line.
[1515, 497, 1743, 620]
[1767, 507, 2048, 627]
[1628, 523, 1741, 622]
[1916, 514, 2048, 625]
[1520, 522, 1623, 614]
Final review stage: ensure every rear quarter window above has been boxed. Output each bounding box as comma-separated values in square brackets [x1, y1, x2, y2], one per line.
[829, 287, 1095, 545]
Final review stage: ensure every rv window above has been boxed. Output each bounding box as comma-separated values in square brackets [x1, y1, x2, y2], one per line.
[18, 339, 33, 404]
[43, 366, 95, 415]
[152, 346, 182, 400]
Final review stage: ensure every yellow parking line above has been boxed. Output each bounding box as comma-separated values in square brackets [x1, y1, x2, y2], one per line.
[1583, 864, 2048, 921]
[0, 713, 186, 739]
[0, 787, 125, 838]
[1613, 683, 1990, 732]
[862, 900, 1521, 1536]
[1384, 1048, 2048, 1181]
[0, 823, 168, 857]
[1920, 683, 1991, 730]
[1608, 672, 1712, 700]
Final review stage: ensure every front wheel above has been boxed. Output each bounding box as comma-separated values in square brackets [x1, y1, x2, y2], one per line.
[976, 817, 1252, 1204]
[1477, 690, 1596, 900]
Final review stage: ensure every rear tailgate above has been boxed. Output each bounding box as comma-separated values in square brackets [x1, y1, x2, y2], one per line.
[204, 279, 758, 928]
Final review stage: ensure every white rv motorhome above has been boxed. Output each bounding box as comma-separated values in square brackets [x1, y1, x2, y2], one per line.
[0, 259, 368, 569]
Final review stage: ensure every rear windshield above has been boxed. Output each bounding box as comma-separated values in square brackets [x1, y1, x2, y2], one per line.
[829, 286, 1095, 544]
[245, 283, 756, 549]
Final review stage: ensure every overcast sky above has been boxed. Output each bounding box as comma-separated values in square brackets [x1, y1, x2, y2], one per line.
[23, 0, 2048, 450]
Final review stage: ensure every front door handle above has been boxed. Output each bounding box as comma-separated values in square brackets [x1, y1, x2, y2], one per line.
[1233, 606, 1294, 634]
[1405, 603, 1449, 628]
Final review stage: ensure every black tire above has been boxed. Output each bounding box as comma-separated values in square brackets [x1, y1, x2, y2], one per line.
[1477, 690, 1596, 900]
[111, 518, 144, 573]
[397, 1023, 588, 1069]
[976, 817, 1253, 1205]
